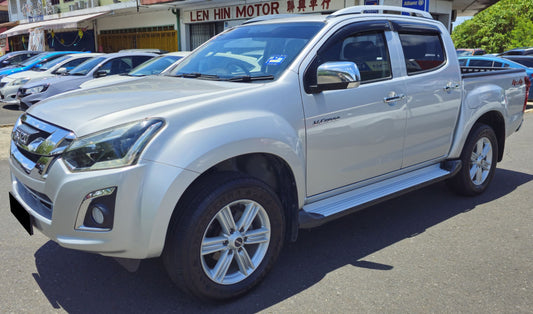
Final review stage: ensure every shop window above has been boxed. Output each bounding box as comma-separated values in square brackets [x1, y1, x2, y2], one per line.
[189, 22, 224, 50]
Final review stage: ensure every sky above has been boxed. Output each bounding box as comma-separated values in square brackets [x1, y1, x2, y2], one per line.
[452, 16, 473, 30]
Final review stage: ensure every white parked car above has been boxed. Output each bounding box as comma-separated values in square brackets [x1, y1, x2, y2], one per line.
[0, 53, 99, 103]
[80, 51, 190, 90]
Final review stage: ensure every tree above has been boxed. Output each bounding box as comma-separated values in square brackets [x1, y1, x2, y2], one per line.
[451, 0, 533, 53]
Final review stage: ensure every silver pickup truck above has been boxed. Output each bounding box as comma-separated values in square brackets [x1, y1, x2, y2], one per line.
[8, 6, 529, 300]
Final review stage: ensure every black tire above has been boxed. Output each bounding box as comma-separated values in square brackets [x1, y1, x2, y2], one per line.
[447, 123, 498, 196]
[163, 172, 285, 300]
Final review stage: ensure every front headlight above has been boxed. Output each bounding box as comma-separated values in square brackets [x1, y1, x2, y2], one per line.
[25, 84, 49, 95]
[11, 77, 30, 86]
[62, 119, 164, 172]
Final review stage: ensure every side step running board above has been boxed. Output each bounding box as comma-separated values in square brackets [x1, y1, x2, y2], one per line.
[299, 161, 461, 229]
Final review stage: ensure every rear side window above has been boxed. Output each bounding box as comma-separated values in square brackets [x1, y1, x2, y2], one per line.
[469, 59, 492, 67]
[493, 61, 503, 67]
[399, 33, 445, 74]
[458, 59, 467, 66]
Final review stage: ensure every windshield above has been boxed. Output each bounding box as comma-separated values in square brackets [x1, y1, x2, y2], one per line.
[168, 22, 324, 81]
[69, 56, 105, 76]
[128, 55, 181, 76]
[36, 55, 70, 71]
[20, 53, 47, 67]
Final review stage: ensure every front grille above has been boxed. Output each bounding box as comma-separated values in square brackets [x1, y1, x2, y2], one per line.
[11, 114, 75, 180]
[14, 176, 53, 219]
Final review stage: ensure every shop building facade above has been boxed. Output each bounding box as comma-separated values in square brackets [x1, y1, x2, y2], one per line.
[2, 0, 495, 53]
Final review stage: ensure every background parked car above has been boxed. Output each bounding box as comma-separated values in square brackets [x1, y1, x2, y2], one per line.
[498, 47, 533, 56]
[0, 51, 42, 69]
[0, 53, 100, 103]
[459, 55, 533, 100]
[80, 51, 190, 90]
[18, 52, 157, 110]
[0, 51, 83, 80]
[456, 48, 486, 56]
[500, 55, 533, 68]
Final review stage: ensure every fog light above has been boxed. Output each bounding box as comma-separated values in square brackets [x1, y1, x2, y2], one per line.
[91, 205, 106, 225]
[76, 187, 117, 231]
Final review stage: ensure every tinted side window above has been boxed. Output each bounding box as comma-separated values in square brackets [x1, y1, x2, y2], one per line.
[131, 56, 153, 68]
[62, 57, 91, 70]
[458, 59, 467, 66]
[493, 61, 503, 67]
[318, 31, 392, 82]
[469, 59, 492, 67]
[399, 33, 445, 74]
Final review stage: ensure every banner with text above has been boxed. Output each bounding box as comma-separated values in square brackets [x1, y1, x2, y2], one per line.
[402, 0, 429, 12]
[183, 0, 344, 23]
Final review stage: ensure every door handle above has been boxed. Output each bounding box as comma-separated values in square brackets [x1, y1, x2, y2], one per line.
[444, 82, 460, 92]
[383, 93, 406, 104]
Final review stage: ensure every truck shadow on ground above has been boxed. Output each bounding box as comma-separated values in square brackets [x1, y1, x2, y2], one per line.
[2, 103, 19, 111]
[31, 168, 532, 313]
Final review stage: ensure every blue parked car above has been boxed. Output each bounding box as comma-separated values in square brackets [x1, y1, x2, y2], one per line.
[0, 51, 84, 80]
[0, 51, 42, 69]
[459, 56, 533, 100]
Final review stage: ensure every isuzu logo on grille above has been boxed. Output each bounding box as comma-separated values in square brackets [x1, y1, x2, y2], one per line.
[13, 127, 31, 146]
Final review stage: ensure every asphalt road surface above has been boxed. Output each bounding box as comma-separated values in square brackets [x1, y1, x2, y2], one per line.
[0, 113, 532, 313]
[0, 102, 21, 127]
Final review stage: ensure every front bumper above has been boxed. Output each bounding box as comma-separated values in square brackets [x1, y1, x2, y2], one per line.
[9, 154, 196, 259]
[0, 85, 21, 103]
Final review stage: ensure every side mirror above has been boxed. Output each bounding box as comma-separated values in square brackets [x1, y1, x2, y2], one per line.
[55, 67, 67, 74]
[94, 70, 108, 78]
[314, 61, 361, 92]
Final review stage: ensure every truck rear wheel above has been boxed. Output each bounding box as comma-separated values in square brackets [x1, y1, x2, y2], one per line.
[447, 123, 498, 196]
[163, 172, 285, 300]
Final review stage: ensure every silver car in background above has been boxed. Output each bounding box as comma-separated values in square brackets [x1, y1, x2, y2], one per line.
[18, 52, 157, 110]
[0, 53, 99, 104]
[80, 51, 190, 90]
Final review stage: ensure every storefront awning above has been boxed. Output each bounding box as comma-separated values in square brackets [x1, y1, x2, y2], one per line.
[1, 12, 107, 37]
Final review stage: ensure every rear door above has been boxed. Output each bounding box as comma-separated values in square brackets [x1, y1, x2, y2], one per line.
[302, 21, 408, 196]
[394, 21, 462, 168]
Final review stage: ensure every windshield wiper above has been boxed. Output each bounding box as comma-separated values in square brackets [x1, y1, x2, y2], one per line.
[226, 75, 275, 82]
[175, 73, 220, 80]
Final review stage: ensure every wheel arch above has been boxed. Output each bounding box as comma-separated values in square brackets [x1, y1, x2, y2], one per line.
[473, 111, 505, 162]
[169, 152, 302, 244]
[449, 109, 506, 162]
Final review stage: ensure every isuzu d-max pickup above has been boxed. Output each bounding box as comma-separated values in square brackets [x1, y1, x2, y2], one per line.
[8, 6, 530, 300]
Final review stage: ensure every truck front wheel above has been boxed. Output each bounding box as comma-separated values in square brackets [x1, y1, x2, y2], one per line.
[448, 123, 498, 196]
[163, 172, 285, 300]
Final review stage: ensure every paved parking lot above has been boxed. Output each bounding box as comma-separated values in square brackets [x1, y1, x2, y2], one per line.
[0, 108, 532, 312]
[0, 102, 21, 127]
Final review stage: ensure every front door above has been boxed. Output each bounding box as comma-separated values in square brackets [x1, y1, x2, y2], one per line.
[302, 22, 408, 196]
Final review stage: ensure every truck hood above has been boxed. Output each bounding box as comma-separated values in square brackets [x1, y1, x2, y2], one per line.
[79, 74, 139, 90]
[27, 76, 262, 136]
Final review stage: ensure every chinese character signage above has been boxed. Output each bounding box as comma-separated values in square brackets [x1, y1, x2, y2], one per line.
[402, 0, 429, 11]
[180, 0, 344, 23]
